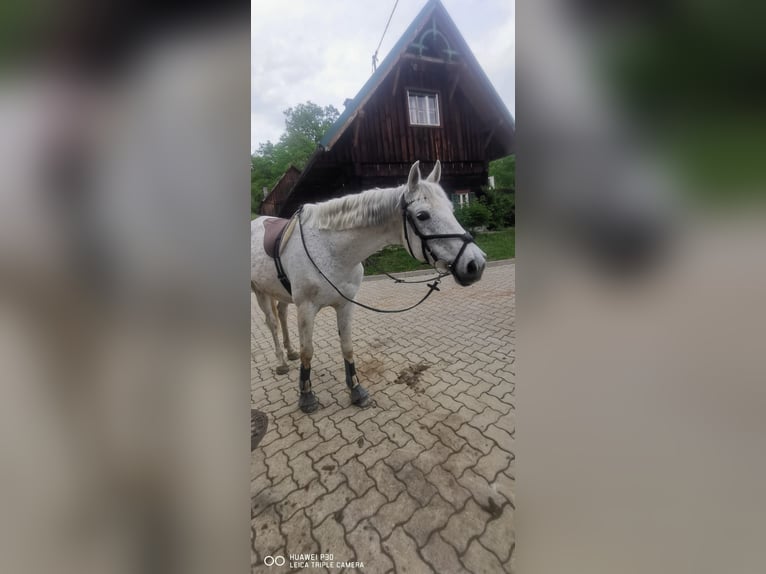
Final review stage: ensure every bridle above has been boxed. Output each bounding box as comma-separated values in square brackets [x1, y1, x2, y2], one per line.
[400, 194, 477, 273]
[294, 191, 477, 314]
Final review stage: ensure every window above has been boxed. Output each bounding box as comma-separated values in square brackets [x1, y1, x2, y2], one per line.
[407, 91, 440, 126]
[453, 191, 471, 208]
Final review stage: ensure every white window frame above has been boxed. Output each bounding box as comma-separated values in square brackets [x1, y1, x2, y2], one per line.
[407, 90, 440, 127]
[453, 192, 470, 208]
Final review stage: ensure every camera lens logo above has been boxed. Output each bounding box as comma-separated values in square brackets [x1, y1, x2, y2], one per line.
[263, 555, 286, 566]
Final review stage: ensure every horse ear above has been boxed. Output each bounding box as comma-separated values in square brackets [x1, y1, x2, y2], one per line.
[426, 160, 441, 183]
[407, 161, 421, 193]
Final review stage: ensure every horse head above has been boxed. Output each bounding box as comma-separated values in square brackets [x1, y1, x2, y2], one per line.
[402, 160, 487, 286]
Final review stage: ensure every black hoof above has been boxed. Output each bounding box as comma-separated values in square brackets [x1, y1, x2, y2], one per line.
[287, 350, 300, 361]
[299, 391, 319, 413]
[350, 385, 370, 407]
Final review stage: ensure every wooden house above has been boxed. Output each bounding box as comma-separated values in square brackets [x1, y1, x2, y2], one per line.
[262, 0, 514, 217]
[260, 165, 300, 215]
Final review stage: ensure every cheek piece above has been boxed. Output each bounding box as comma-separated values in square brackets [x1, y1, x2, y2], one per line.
[400, 195, 475, 273]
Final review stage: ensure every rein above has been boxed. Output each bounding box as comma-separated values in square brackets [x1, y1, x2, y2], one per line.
[295, 197, 463, 314]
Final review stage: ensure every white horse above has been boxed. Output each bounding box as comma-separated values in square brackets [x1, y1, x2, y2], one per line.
[251, 160, 486, 413]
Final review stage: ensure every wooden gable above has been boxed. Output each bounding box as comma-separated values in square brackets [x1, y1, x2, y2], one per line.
[260, 165, 301, 216]
[272, 0, 514, 217]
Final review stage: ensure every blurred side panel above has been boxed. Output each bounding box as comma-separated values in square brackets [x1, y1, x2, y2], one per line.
[517, 0, 766, 572]
[0, 1, 250, 573]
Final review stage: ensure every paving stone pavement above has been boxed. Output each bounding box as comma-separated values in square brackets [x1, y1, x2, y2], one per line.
[252, 263, 515, 573]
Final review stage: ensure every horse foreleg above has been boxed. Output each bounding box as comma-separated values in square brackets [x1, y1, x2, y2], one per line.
[336, 304, 370, 407]
[254, 291, 289, 375]
[296, 303, 319, 413]
[277, 301, 299, 361]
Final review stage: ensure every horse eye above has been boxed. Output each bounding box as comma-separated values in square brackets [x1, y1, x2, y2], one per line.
[416, 212, 431, 221]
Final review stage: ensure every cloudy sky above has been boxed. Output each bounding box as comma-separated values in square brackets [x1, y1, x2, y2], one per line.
[251, 0, 515, 152]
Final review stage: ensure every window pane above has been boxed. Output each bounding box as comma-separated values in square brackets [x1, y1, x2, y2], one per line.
[408, 92, 439, 125]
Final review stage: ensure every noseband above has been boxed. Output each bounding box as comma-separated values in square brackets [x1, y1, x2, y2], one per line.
[401, 194, 476, 273]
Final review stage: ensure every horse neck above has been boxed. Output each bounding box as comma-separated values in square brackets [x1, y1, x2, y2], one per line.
[319, 191, 405, 266]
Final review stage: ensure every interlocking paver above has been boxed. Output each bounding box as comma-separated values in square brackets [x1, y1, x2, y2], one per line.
[442, 443, 483, 478]
[396, 462, 437, 506]
[456, 420, 495, 454]
[429, 421, 465, 453]
[421, 532, 467, 574]
[307, 432, 348, 463]
[357, 438, 398, 469]
[346, 524, 394, 574]
[252, 263, 515, 572]
[484, 423, 515, 452]
[384, 442, 425, 473]
[367, 460, 406, 503]
[402, 493, 454, 546]
[305, 483, 355, 527]
[280, 509, 318, 557]
[378, 419, 412, 448]
[312, 513, 355, 566]
[427, 464, 472, 509]
[265, 450, 290, 483]
[411, 440, 453, 475]
[356, 420, 387, 447]
[332, 440, 368, 466]
[370, 490, 419, 539]
[474, 446, 514, 484]
[492, 469, 516, 508]
[466, 405, 503, 433]
[383, 527, 435, 574]
[277, 478, 328, 522]
[338, 458, 376, 497]
[340, 487, 388, 532]
[315, 456, 347, 492]
[440, 498, 493, 555]
[251, 510, 285, 560]
[462, 539, 506, 574]
[287, 451, 319, 489]
[252, 475, 298, 519]
[481, 506, 515, 564]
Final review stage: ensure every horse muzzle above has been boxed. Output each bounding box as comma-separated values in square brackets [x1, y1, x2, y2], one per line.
[451, 248, 486, 286]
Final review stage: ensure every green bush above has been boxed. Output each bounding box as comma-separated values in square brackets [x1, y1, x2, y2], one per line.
[455, 201, 492, 233]
[482, 187, 515, 229]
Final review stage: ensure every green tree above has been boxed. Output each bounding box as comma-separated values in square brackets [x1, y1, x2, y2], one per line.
[484, 154, 515, 228]
[251, 101, 339, 215]
[482, 187, 515, 229]
[489, 155, 515, 190]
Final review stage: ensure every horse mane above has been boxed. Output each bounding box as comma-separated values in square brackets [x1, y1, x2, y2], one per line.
[301, 182, 450, 231]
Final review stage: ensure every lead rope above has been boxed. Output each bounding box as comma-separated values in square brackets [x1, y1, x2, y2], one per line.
[297, 208, 443, 314]
[362, 257, 450, 284]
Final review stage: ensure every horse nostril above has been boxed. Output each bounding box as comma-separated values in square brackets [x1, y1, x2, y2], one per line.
[467, 259, 478, 275]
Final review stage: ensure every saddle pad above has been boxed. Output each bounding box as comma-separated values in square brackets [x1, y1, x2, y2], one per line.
[263, 217, 290, 259]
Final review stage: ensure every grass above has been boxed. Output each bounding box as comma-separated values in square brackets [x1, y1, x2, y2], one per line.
[364, 228, 514, 275]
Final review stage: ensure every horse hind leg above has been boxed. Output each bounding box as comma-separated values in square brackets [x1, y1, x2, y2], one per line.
[254, 290, 289, 375]
[277, 301, 299, 361]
